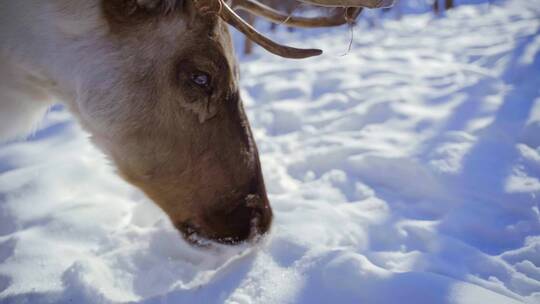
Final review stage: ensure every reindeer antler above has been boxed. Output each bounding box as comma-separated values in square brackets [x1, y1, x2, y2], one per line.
[297, 0, 395, 8]
[195, 0, 393, 59]
[232, 0, 362, 28]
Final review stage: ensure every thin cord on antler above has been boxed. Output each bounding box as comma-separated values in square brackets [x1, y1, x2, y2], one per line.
[340, 7, 357, 57]
[277, 3, 302, 26]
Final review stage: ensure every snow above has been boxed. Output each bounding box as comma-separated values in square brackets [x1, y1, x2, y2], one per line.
[1, 0, 539, 303]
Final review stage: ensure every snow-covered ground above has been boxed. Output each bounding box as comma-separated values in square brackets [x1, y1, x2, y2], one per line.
[1, 0, 540, 303]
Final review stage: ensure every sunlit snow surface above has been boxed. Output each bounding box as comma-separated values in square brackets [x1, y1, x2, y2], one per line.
[1, 1, 540, 303]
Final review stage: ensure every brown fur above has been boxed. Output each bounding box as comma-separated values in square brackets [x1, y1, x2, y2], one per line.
[93, 0, 272, 244]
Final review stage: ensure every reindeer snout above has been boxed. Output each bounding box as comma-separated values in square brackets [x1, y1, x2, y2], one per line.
[206, 193, 272, 244]
[177, 193, 272, 246]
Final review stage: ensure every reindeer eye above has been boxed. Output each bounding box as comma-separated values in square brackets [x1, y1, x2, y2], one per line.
[190, 72, 211, 89]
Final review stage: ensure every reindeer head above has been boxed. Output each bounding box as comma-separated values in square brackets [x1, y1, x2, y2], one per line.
[70, 0, 391, 245]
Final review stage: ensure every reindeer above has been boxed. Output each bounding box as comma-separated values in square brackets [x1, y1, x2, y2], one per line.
[0, 0, 392, 245]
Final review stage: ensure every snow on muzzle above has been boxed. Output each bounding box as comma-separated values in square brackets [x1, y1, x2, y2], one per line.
[176, 193, 272, 246]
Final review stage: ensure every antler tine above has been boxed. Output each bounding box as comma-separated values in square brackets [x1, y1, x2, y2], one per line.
[297, 0, 395, 8]
[232, 0, 362, 28]
[215, 0, 323, 59]
[195, 0, 394, 59]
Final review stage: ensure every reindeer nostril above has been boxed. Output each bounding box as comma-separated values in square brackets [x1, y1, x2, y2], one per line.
[244, 194, 259, 208]
[233, 194, 273, 240]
